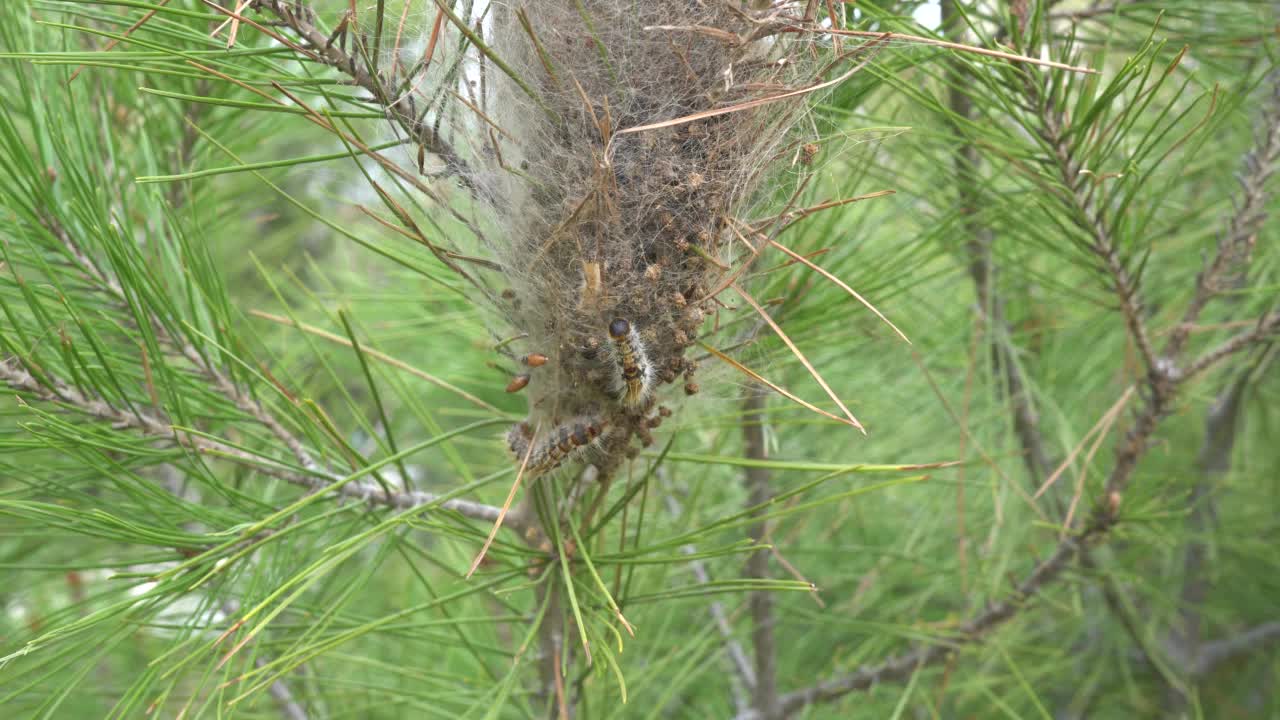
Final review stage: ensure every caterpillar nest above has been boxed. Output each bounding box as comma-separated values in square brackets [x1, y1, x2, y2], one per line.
[446, 2, 827, 476]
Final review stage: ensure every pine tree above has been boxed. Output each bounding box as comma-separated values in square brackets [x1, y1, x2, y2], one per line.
[1, 2, 1277, 718]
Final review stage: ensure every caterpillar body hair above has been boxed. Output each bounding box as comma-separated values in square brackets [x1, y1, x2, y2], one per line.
[608, 318, 654, 411]
[506, 418, 609, 478]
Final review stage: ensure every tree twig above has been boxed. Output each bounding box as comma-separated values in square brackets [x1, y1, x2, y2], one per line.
[941, 0, 1054, 492]
[665, 493, 755, 714]
[0, 356, 510, 527]
[1164, 68, 1280, 361]
[1049, 1, 1144, 23]
[214, 601, 311, 720]
[1171, 75, 1280, 676]
[1178, 312, 1280, 382]
[736, 523, 1089, 719]
[1192, 621, 1280, 676]
[742, 385, 780, 720]
[226, 0, 481, 191]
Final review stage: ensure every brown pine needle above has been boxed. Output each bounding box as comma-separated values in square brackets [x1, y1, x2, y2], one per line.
[391, 0, 415, 76]
[467, 423, 539, 579]
[553, 641, 570, 720]
[768, 239, 910, 345]
[821, 28, 1096, 74]
[1061, 396, 1125, 538]
[697, 342, 862, 432]
[448, 87, 515, 140]
[1034, 386, 1135, 501]
[732, 283, 865, 433]
[761, 189, 897, 232]
[213, 617, 245, 648]
[220, 0, 252, 48]
[422, 8, 445, 70]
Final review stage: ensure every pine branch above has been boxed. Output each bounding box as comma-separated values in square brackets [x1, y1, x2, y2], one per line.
[37, 212, 324, 474]
[665, 493, 755, 714]
[742, 385, 779, 720]
[18, 214, 513, 527]
[1164, 68, 1280, 360]
[1192, 621, 1280, 676]
[218, 599, 311, 720]
[0, 356, 507, 524]
[221, 0, 481, 190]
[1178, 312, 1280, 382]
[737, 526, 1088, 719]
[1050, 1, 1144, 23]
[1038, 109, 1164, 386]
[941, 0, 1054, 489]
[1166, 69, 1280, 687]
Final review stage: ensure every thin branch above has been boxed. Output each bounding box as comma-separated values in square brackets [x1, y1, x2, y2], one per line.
[1193, 621, 1280, 677]
[261, 654, 310, 720]
[742, 385, 779, 720]
[0, 356, 510, 527]
[28, 214, 515, 527]
[1035, 92, 1163, 385]
[1164, 68, 1280, 360]
[214, 599, 310, 720]
[38, 214, 322, 475]
[1049, 1, 1143, 23]
[222, 0, 481, 191]
[1166, 68, 1280, 692]
[1178, 311, 1280, 382]
[941, 0, 1054, 492]
[664, 493, 755, 714]
[750, 374, 1172, 714]
[1168, 347, 1275, 705]
[737, 524, 1089, 719]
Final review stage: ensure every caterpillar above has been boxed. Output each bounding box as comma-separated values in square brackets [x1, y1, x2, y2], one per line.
[506, 418, 608, 477]
[608, 318, 654, 411]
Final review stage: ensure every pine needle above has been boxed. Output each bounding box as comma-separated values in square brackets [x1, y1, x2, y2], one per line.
[732, 283, 866, 433]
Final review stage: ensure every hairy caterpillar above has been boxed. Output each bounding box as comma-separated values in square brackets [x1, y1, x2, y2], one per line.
[608, 318, 654, 411]
[506, 418, 609, 477]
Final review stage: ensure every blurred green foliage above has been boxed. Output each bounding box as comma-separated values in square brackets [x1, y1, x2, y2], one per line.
[1, 2, 1277, 719]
